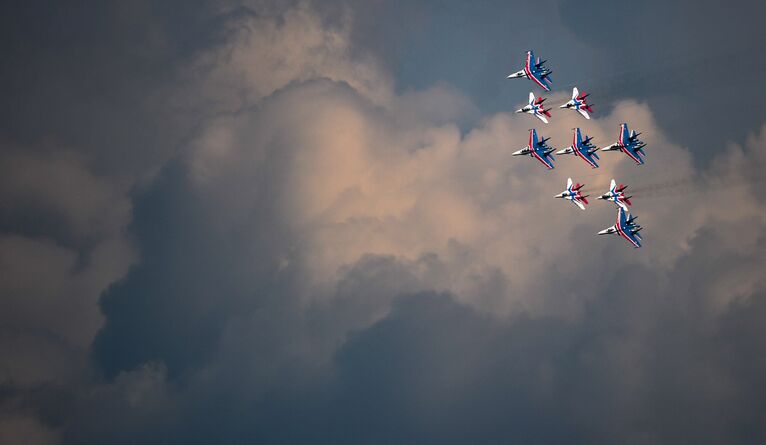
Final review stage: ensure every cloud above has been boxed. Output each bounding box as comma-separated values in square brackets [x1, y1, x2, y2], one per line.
[0, 148, 135, 444]
[185, 72, 751, 318]
[0, 416, 59, 445]
[2, 1, 766, 443]
[190, 1, 393, 110]
[87, 4, 766, 442]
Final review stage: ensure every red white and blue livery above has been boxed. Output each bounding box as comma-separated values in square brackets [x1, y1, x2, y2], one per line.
[513, 129, 555, 170]
[516, 92, 551, 123]
[507, 50, 553, 92]
[598, 179, 632, 211]
[556, 127, 600, 168]
[598, 207, 643, 248]
[601, 123, 647, 165]
[555, 177, 589, 210]
[559, 87, 594, 119]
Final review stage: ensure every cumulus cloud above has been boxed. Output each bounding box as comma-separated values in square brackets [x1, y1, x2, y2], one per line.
[191, 1, 393, 110]
[86, 4, 766, 444]
[0, 147, 135, 444]
[185, 73, 759, 317]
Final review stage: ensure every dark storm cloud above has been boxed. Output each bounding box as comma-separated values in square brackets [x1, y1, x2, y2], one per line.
[70, 224, 766, 443]
[0, 0, 223, 174]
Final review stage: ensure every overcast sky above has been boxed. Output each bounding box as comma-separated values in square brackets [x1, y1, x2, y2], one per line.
[2, 1, 766, 444]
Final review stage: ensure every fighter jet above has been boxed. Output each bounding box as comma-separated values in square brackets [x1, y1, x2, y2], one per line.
[556, 127, 600, 168]
[598, 207, 643, 248]
[598, 179, 632, 211]
[555, 177, 589, 210]
[559, 87, 594, 119]
[512, 129, 555, 170]
[600, 123, 647, 165]
[516, 92, 551, 123]
[507, 50, 553, 92]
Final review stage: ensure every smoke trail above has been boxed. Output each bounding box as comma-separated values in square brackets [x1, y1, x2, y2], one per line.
[628, 170, 764, 200]
[568, 168, 762, 201]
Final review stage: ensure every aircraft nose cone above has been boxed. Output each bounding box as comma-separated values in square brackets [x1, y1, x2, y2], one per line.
[555, 149, 567, 155]
[515, 109, 523, 113]
[597, 229, 610, 235]
[559, 104, 567, 108]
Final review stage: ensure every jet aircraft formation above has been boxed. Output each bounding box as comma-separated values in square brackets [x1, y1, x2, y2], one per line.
[507, 50, 648, 248]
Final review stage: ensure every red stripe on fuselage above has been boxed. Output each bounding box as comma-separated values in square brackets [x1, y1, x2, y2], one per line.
[614, 212, 640, 248]
[524, 53, 550, 91]
[572, 130, 597, 168]
[616, 125, 642, 165]
[575, 146, 598, 168]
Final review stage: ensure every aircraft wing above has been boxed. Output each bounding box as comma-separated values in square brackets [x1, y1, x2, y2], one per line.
[531, 146, 555, 169]
[535, 113, 549, 124]
[526, 129, 554, 169]
[578, 149, 599, 168]
[573, 129, 598, 168]
[577, 108, 590, 119]
[533, 154, 555, 169]
[525, 51, 551, 91]
[624, 144, 645, 165]
[573, 199, 586, 210]
[617, 208, 642, 248]
[527, 69, 551, 91]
